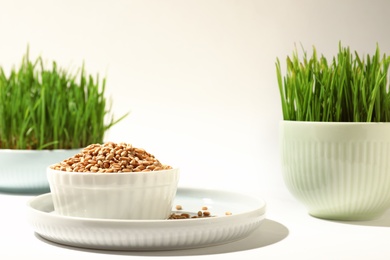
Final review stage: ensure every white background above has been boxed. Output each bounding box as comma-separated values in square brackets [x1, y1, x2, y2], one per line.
[1, 0, 390, 259]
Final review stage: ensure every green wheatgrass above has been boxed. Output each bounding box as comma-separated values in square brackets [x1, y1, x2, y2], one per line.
[0, 48, 128, 150]
[276, 43, 390, 122]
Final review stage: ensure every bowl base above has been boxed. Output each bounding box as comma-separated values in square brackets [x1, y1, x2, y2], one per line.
[0, 186, 50, 195]
[308, 210, 385, 221]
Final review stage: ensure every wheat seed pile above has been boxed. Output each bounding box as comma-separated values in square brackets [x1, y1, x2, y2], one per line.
[50, 142, 172, 173]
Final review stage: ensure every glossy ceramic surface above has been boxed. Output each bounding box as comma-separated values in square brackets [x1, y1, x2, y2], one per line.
[27, 187, 266, 251]
[47, 167, 180, 220]
[0, 149, 80, 194]
[280, 121, 390, 220]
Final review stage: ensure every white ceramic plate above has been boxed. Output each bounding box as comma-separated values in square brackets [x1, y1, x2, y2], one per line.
[27, 187, 266, 251]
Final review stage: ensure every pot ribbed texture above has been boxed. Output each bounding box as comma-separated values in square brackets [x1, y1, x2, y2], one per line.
[0, 149, 80, 193]
[280, 121, 390, 220]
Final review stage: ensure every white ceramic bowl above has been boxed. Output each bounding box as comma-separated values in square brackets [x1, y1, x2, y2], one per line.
[280, 121, 390, 220]
[0, 149, 80, 194]
[47, 167, 180, 220]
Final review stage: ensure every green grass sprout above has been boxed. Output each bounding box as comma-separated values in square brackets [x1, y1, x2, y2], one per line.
[276, 43, 390, 122]
[0, 48, 128, 150]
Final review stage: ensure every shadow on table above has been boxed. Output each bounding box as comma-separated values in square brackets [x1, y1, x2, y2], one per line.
[35, 218, 289, 256]
[326, 209, 390, 227]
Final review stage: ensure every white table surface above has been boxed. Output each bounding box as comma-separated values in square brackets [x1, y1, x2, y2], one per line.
[1, 0, 390, 259]
[1, 183, 389, 260]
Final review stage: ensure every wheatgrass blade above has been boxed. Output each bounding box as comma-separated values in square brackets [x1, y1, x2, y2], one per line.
[0, 48, 128, 149]
[276, 43, 390, 122]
